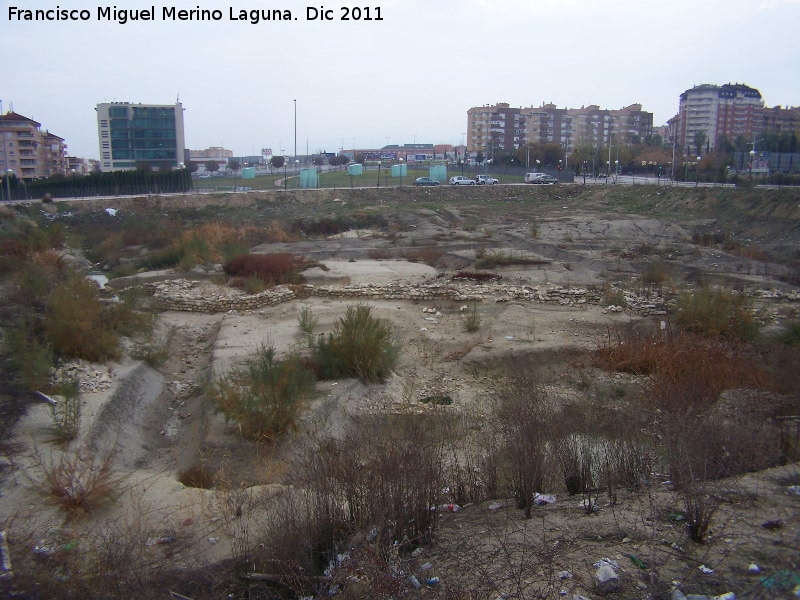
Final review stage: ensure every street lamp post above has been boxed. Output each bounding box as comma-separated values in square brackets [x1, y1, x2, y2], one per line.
[283, 160, 287, 191]
[749, 150, 755, 180]
[293, 99, 297, 166]
[696, 156, 702, 186]
[179, 162, 186, 193]
[377, 160, 381, 188]
[614, 160, 619, 184]
[295, 160, 300, 189]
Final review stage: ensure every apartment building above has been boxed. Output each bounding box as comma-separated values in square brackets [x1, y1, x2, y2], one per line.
[0, 111, 68, 180]
[96, 101, 185, 172]
[189, 146, 233, 165]
[466, 102, 653, 157]
[677, 83, 764, 152]
[762, 105, 800, 138]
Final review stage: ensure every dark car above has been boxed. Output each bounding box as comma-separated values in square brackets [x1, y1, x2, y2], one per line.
[414, 177, 440, 186]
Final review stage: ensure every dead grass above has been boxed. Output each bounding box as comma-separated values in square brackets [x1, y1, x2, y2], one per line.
[403, 246, 444, 267]
[223, 252, 311, 286]
[29, 449, 122, 515]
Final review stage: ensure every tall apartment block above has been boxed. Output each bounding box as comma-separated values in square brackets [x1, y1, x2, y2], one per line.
[675, 83, 763, 153]
[0, 111, 68, 180]
[96, 102, 185, 172]
[466, 102, 653, 157]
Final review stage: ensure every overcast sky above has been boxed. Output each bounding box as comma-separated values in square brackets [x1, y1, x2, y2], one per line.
[3, 0, 799, 159]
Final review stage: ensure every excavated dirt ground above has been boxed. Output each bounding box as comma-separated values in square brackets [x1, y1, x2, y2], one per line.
[1, 185, 799, 599]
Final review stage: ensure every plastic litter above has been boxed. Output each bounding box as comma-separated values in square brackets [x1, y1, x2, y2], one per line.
[488, 501, 503, 510]
[628, 553, 646, 569]
[409, 575, 421, 588]
[104, 208, 118, 217]
[434, 503, 461, 512]
[420, 562, 433, 572]
[699, 564, 714, 574]
[712, 593, 736, 600]
[426, 577, 440, 586]
[748, 563, 761, 574]
[411, 547, 424, 558]
[593, 558, 620, 570]
[787, 485, 800, 496]
[558, 570, 573, 579]
[533, 493, 556, 505]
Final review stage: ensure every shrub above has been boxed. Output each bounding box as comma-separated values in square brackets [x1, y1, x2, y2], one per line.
[297, 305, 318, 347]
[641, 259, 670, 285]
[453, 270, 501, 282]
[6, 316, 53, 390]
[314, 304, 400, 383]
[49, 378, 81, 441]
[463, 304, 481, 332]
[208, 344, 316, 442]
[673, 287, 759, 342]
[178, 462, 216, 489]
[223, 252, 309, 286]
[403, 246, 443, 267]
[474, 251, 550, 270]
[30, 448, 120, 514]
[45, 274, 121, 362]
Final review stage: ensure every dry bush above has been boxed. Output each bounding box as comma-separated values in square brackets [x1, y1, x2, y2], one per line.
[223, 252, 310, 286]
[673, 286, 760, 342]
[29, 448, 121, 514]
[403, 246, 444, 267]
[452, 270, 501, 282]
[367, 247, 395, 260]
[491, 361, 554, 519]
[641, 259, 670, 285]
[45, 274, 121, 362]
[594, 329, 768, 413]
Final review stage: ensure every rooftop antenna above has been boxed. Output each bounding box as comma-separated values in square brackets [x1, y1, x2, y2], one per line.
[176, 93, 180, 103]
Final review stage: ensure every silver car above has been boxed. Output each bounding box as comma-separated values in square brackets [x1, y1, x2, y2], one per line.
[449, 176, 475, 185]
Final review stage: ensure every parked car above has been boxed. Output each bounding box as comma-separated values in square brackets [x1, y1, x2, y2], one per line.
[475, 174, 499, 185]
[449, 176, 475, 185]
[536, 175, 558, 184]
[414, 177, 440, 186]
[524, 172, 545, 183]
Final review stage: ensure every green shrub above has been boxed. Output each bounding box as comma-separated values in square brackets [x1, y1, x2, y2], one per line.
[45, 275, 121, 362]
[49, 378, 81, 441]
[6, 316, 54, 390]
[674, 287, 759, 342]
[314, 304, 400, 383]
[208, 345, 316, 442]
[297, 305, 318, 347]
[462, 304, 481, 332]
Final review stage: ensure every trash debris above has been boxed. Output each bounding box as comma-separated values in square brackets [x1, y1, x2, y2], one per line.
[668, 512, 686, 522]
[420, 562, 433, 572]
[558, 570, 573, 579]
[533, 493, 556, 505]
[787, 485, 800, 496]
[104, 208, 118, 217]
[505, 336, 514, 340]
[593, 558, 620, 570]
[699, 564, 714, 574]
[434, 503, 461, 512]
[762, 519, 784, 530]
[146, 536, 175, 546]
[628, 553, 646, 569]
[670, 591, 687, 600]
[595, 565, 621, 593]
[409, 575, 421, 588]
[0, 531, 12, 578]
[411, 547, 424, 558]
[426, 576, 440, 586]
[748, 563, 761, 574]
[207, 537, 218, 544]
[488, 501, 503, 510]
[712, 593, 736, 600]
[760, 570, 800, 595]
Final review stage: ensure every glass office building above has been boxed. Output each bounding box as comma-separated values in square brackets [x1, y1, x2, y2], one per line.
[96, 102, 185, 172]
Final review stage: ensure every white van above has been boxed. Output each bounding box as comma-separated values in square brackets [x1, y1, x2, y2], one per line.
[525, 172, 545, 183]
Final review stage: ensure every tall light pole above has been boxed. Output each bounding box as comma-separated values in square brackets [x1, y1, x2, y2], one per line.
[696, 156, 702, 186]
[293, 99, 297, 165]
[4, 169, 11, 202]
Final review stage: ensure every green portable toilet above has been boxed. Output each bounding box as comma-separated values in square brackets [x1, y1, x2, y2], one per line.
[241, 167, 255, 179]
[347, 164, 363, 176]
